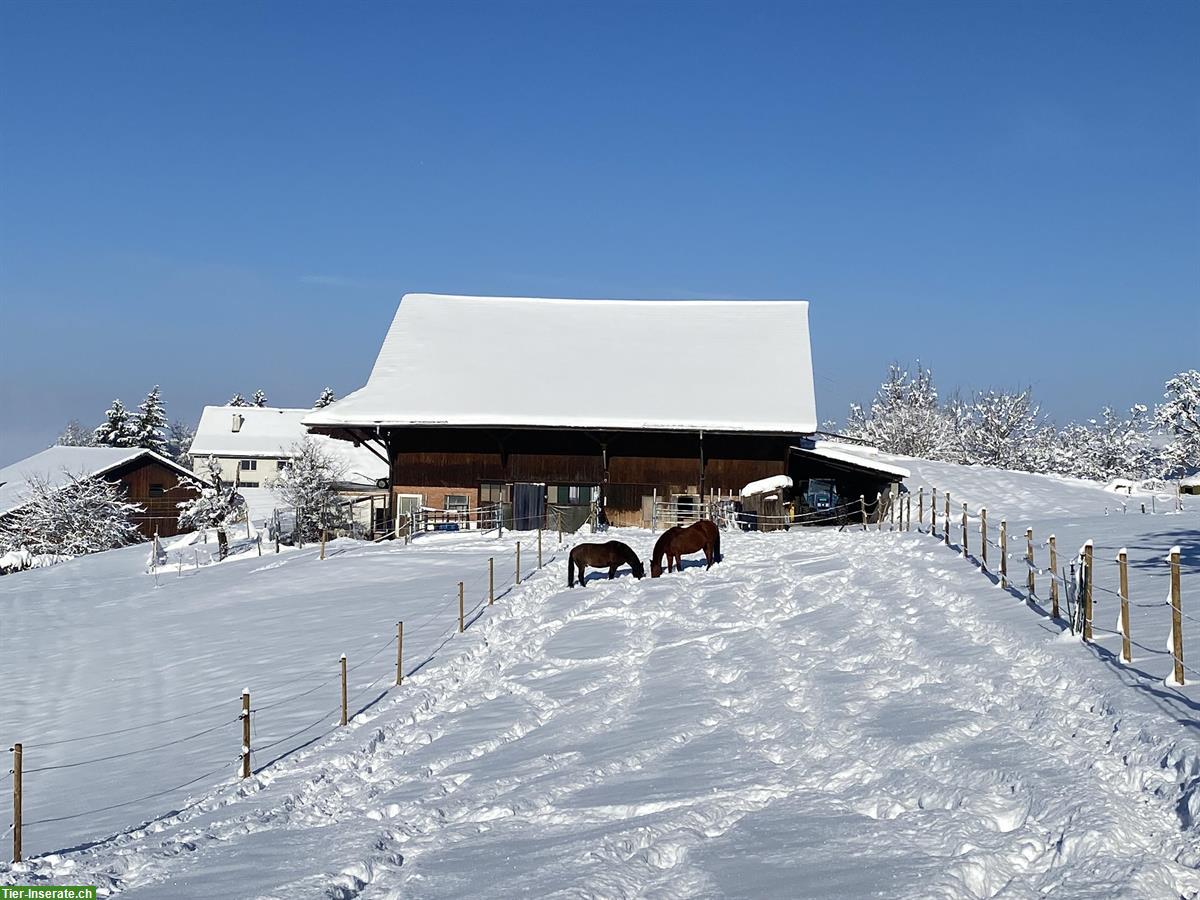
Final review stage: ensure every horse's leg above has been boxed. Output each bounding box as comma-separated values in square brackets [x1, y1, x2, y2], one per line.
[609, 564, 617, 579]
[705, 544, 714, 569]
[580, 564, 588, 587]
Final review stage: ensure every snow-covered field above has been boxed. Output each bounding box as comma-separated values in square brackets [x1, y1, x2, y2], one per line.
[1, 461, 1198, 898]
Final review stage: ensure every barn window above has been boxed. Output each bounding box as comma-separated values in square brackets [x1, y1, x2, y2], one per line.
[480, 482, 504, 504]
[444, 494, 469, 513]
[149, 483, 165, 497]
[240, 459, 257, 471]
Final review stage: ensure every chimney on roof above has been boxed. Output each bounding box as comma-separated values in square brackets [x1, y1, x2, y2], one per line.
[232, 413, 244, 433]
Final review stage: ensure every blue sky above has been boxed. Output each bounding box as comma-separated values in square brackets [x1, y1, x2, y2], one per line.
[1, 0, 1196, 466]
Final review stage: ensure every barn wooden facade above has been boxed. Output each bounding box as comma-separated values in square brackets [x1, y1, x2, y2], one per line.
[0, 446, 203, 540]
[305, 294, 904, 528]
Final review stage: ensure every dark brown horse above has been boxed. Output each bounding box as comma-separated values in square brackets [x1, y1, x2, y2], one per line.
[650, 520, 721, 577]
[568, 540, 646, 587]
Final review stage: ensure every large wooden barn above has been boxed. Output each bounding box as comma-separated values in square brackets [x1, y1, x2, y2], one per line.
[304, 293, 904, 529]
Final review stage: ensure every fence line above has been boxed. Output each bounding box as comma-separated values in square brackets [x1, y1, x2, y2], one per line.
[6, 525, 572, 864]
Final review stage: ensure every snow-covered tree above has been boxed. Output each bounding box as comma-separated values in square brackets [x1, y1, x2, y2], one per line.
[93, 399, 137, 447]
[268, 438, 346, 542]
[56, 419, 94, 447]
[131, 385, 169, 454]
[0, 472, 143, 560]
[165, 420, 195, 467]
[177, 457, 246, 558]
[251, 389, 268, 407]
[228, 393, 249, 407]
[1155, 370, 1200, 475]
[313, 387, 336, 409]
[956, 388, 1046, 471]
[1060, 405, 1157, 481]
[845, 363, 953, 459]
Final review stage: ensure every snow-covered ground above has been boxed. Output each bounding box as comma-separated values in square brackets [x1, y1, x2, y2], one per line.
[1, 461, 1198, 897]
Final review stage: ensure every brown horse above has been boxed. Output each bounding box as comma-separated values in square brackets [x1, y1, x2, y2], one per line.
[650, 520, 721, 577]
[568, 540, 646, 587]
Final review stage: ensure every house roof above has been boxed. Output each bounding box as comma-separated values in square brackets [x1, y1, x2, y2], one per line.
[190, 406, 388, 484]
[0, 446, 201, 518]
[304, 293, 818, 434]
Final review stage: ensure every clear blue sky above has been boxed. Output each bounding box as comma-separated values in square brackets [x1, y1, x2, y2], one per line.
[1, 0, 1196, 466]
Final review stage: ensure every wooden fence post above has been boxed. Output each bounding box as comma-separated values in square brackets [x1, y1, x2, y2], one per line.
[320, 530, 327, 560]
[918, 487, 924, 529]
[396, 621, 404, 685]
[458, 581, 465, 633]
[1118, 549, 1131, 663]
[1171, 546, 1184, 685]
[1083, 541, 1094, 642]
[1049, 535, 1058, 618]
[1000, 519, 1008, 588]
[516, 542, 521, 584]
[340, 654, 348, 726]
[488, 557, 494, 605]
[860, 494, 867, 529]
[11, 742, 21, 863]
[980, 508, 988, 570]
[961, 503, 968, 557]
[538, 527, 543, 568]
[1026, 528, 1035, 596]
[944, 492, 950, 545]
[890, 491, 897, 530]
[240, 689, 251, 778]
[931, 487, 937, 535]
[906, 495, 911, 531]
[876, 492, 883, 532]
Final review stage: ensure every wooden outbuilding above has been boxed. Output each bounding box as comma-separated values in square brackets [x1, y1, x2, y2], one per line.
[0, 446, 202, 539]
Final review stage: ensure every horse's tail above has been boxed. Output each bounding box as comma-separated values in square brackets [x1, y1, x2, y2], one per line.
[567, 548, 575, 587]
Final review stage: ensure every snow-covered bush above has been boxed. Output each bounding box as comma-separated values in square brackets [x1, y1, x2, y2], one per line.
[1059, 406, 1158, 482]
[1156, 370, 1200, 475]
[954, 389, 1048, 471]
[0, 472, 144, 564]
[228, 393, 249, 407]
[313, 387, 336, 408]
[251, 389, 268, 407]
[268, 439, 346, 542]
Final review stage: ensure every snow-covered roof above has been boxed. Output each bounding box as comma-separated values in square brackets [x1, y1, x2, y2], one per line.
[794, 442, 911, 480]
[304, 293, 818, 434]
[0, 446, 200, 518]
[741, 475, 793, 497]
[190, 406, 388, 484]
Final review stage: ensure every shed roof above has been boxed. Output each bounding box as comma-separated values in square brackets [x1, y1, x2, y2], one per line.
[304, 293, 818, 434]
[0, 446, 200, 518]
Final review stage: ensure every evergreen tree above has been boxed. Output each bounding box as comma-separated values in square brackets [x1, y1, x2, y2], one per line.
[56, 419, 94, 447]
[251, 389, 268, 407]
[228, 393, 249, 407]
[313, 387, 336, 408]
[93, 399, 137, 447]
[131, 385, 169, 454]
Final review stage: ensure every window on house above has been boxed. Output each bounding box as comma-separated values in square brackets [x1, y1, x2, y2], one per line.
[277, 459, 289, 470]
[148, 483, 165, 497]
[240, 459, 257, 471]
[239, 481, 260, 489]
[444, 494, 470, 513]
